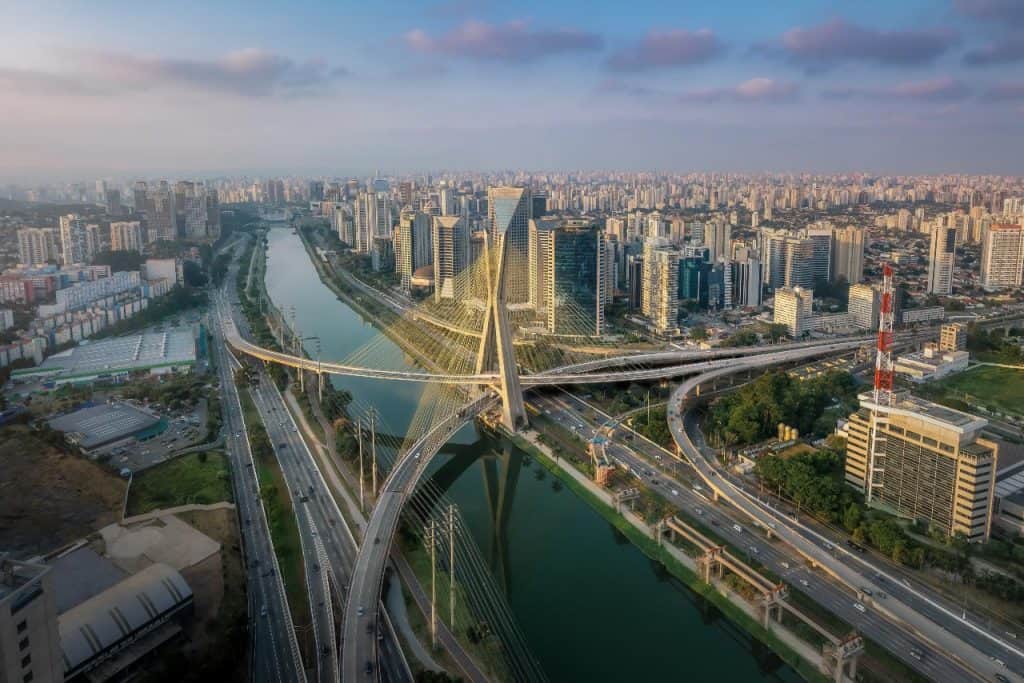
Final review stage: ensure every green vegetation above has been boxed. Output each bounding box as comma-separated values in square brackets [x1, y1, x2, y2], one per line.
[125, 451, 232, 516]
[122, 374, 208, 410]
[238, 388, 310, 632]
[628, 404, 673, 448]
[397, 525, 513, 682]
[755, 446, 854, 524]
[965, 325, 1024, 364]
[705, 370, 858, 446]
[93, 249, 145, 272]
[505, 430, 828, 683]
[916, 365, 1024, 417]
[720, 329, 760, 347]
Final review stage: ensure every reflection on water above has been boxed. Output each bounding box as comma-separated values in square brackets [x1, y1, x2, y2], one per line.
[263, 227, 799, 682]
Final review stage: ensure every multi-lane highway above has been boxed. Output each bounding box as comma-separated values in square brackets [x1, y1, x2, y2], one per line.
[529, 389, 983, 682]
[668, 368, 1024, 681]
[209, 255, 306, 683]
[341, 394, 496, 682]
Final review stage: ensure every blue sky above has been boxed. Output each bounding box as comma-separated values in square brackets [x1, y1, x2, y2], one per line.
[1, 0, 1023, 179]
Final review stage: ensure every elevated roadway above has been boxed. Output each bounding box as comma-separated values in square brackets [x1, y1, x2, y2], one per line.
[341, 393, 498, 681]
[668, 368, 1024, 682]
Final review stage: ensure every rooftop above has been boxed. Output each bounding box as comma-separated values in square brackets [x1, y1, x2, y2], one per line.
[48, 401, 160, 449]
[859, 392, 986, 431]
[13, 329, 195, 382]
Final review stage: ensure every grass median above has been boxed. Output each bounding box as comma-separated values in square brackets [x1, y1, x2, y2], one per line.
[239, 388, 312, 643]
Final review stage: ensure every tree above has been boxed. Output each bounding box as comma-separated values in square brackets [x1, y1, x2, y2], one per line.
[93, 249, 145, 272]
[766, 323, 788, 342]
[689, 326, 709, 342]
[182, 260, 208, 287]
[843, 502, 863, 532]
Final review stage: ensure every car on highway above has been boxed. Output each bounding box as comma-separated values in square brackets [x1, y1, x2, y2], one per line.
[670, 489, 679, 496]
[732, 524, 743, 533]
[853, 602, 866, 613]
[799, 579, 810, 588]
[910, 648, 924, 661]
[260, 604, 267, 617]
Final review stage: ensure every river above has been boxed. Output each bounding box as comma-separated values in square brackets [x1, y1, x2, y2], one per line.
[262, 227, 800, 682]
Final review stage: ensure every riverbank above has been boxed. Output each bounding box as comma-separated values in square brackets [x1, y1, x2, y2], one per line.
[290, 225, 821, 679]
[500, 425, 831, 683]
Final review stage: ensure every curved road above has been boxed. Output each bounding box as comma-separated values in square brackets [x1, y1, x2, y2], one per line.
[668, 367, 1024, 682]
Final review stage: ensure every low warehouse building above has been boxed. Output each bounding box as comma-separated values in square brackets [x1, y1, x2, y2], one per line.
[59, 563, 193, 681]
[11, 330, 195, 388]
[48, 402, 163, 453]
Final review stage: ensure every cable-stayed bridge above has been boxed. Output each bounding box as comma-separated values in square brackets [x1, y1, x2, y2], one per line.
[223, 231, 894, 682]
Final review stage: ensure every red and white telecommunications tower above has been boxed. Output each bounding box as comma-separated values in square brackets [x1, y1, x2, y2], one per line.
[867, 263, 895, 503]
[872, 263, 895, 407]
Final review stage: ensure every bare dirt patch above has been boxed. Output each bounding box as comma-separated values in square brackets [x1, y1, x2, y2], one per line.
[0, 425, 126, 556]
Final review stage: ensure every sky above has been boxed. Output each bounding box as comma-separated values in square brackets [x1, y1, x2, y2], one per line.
[2, 0, 1023, 180]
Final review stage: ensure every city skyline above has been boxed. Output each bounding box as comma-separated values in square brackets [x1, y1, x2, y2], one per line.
[3, 0, 1024, 180]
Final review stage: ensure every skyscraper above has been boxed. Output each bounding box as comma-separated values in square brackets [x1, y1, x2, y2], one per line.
[104, 188, 123, 215]
[432, 216, 469, 301]
[528, 219, 557, 312]
[488, 186, 532, 305]
[17, 228, 59, 266]
[805, 225, 834, 285]
[395, 211, 432, 291]
[132, 180, 148, 214]
[546, 224, 604, 336]
[641, 240, 679, 335]
[703, 219, 731, 263]
[59, 214, 93, 265]
[731, 248, 762, 308]
[783, 238, 815, 289]
[146, 183, 176, 243]
[927, 225, 958, 295]
[832, 226, 864, 284]
[110, 221, 144, 252]
[980, 223, 1024, 290]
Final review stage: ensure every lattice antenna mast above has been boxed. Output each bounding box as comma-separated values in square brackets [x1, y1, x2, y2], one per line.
[873, 263, 895, 407]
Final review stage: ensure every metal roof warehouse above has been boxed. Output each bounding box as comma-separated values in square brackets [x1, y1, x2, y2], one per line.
[11, 330, 195, 387]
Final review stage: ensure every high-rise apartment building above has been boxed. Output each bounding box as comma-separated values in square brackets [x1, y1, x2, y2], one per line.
[927, 225, 958, 295]
[704, 219, 731, 263]
[528, 219, 557, 312]
[832, 226, 864, 284]
[353, 191, 393, 254]
[0, 557, 63, 683]
[783, 238, 815, 289]
[641, 240, 679, 335]
[487, 186, 532, 305]
[546, 224, 605, 336]
[432, 216, 469, 301]
[132, 180, 148, 214]
[59, 214, 94, 265]
[110, 220, 144, 252]
[146, 183, 176, 243]
[805, 225, 834, 284]
[773, 286, 813, 337]
[395, 211, 433, 291]
[980, 223, 1024, 290]
[308, 180, 325, 202]
[104, 188, 123, 215]
[845, 394, 997, 542]
[16, 228, 59, 266]
[848, 283, 881, 330]
[731, 248, 762, 308]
